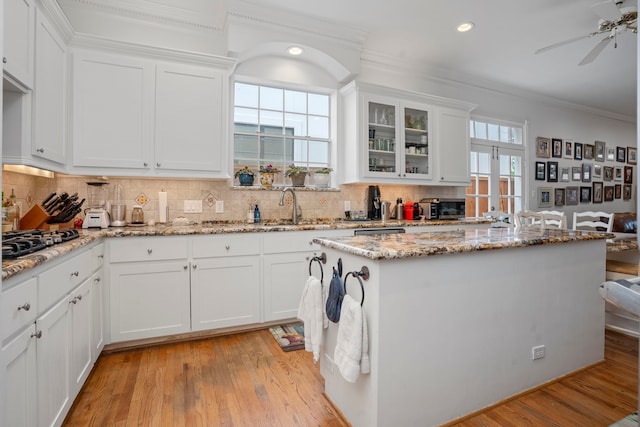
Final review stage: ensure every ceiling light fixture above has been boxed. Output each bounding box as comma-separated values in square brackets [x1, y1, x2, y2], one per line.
[288, 46, 303, 55]
[457, 22, 474, 32]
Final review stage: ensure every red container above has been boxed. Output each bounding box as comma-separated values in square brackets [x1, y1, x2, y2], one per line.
[403, 202, 414, 221]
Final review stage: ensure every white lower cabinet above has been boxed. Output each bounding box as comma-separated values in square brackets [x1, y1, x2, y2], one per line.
[2, 324, 37, 427]
[91, 270, 105, 360]
[36, 295, 71, 427]
[263, 252, 315, 322]
[69, 279, 93, 398]
[110, 261, 190, 342]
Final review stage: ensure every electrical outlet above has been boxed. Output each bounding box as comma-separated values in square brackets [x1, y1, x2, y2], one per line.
[215, 200, 224, 214]
[183, 200, 203, 213]
[532, 345, 545, 360]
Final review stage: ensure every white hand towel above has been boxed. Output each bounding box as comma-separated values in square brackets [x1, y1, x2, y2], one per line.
[334, 294, 370, 383]
[297, 276, 323, 363]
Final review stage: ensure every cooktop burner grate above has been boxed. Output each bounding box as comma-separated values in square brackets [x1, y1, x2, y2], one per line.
[2, 229, 80, 259]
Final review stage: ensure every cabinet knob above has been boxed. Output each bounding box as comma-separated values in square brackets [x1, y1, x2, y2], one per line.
[147, 249, 153, 254]
[94, 277, 101, 283]
[2, 57, 7, 64]
[17, 302, 31, 311]
[76, 295, 83, 301]
[156, 162, 161, 167]
[308, 241, 313, 245]
[71, 271, 79, 277]
[98, 255, 104, 259]
[225, 245, 230, 250]
[183, 265, 188, 270]
[31, 330, 42, 339]
[305, 256, 310, 261]
[144, 162, 148, 167]
[69, 297, 78, 304]
[36, 147, 45, 153]
[192, 264, 197, 269]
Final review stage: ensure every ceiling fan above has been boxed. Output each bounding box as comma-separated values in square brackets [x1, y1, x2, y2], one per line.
[534, 0, 637, 65]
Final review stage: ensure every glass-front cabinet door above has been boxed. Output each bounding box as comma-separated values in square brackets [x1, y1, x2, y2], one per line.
[364, 96, 431, 181]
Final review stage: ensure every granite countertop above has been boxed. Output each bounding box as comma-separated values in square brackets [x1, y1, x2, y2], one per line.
[312, 227, 614, 260]
[2, 218, 488, 281]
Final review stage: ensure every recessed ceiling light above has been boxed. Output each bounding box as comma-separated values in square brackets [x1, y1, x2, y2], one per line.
[288, 46, 303, 55]
[457, 22, 474, 32]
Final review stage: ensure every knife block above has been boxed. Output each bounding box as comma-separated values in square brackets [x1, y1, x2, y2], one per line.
[19, 204, 51, 230]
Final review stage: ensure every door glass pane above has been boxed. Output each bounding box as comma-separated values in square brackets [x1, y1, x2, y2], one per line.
[478, 151, 490, 174]
[404, 107, 428, 175]
[368, 101, 396, 174]
[474, 122, 487, 139]
[488, 124, 499, 141]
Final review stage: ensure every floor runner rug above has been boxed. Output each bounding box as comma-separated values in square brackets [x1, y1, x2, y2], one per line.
[269, 323, 305, 352]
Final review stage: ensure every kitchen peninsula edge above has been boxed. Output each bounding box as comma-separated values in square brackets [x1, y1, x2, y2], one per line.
[312, 228, 610, 426]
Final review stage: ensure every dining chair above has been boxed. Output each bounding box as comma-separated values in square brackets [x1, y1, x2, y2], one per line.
[572, 211, 614, 232]
[539, 210, 567, 229]
[514, 210, 544, 228]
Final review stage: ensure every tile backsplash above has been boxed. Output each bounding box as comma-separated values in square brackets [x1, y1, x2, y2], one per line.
[2, 170, 464, 224]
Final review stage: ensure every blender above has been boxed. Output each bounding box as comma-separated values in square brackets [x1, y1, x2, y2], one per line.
[110, 183, 127, 227]
[83, 181, 110, 229]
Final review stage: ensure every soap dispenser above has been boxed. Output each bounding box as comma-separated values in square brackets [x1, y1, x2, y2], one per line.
[254, 204, 261, 223]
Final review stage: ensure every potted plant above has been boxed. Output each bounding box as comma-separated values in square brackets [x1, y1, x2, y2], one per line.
[259, 164, 280, 187]
[285, 164, 308, 187]
[234, 166, 256, 186]
[314, 167, 333, 188]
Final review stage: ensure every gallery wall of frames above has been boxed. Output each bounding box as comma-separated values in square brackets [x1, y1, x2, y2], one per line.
[534, 137, 636, 208]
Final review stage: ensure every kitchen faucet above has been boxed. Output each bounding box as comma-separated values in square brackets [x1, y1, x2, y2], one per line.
[279, 187, 299, 225]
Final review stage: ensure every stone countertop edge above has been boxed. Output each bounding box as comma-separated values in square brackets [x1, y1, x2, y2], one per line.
[312, 228, 615, 261]
[1, 219, 490, 281]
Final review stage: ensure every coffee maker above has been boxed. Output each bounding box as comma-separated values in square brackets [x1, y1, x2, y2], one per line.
[367, 185, 382, 220]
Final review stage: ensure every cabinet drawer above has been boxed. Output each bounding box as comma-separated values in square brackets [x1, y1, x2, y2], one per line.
[263, 230, 345, 254]
[1, 277, 37, 341]
[192, 234, 260, 258]
[39, 249, 93, 312]
[109, 237, 188, 263]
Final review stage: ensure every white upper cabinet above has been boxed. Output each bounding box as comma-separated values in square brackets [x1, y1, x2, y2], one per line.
[3, 0, 35, 88]
[72, 50, 154, 170]
[32, 8, 66, 165]
[154, 63, 226, 174]
[70, 49, 230, 178]
[340, 81, 476, 186]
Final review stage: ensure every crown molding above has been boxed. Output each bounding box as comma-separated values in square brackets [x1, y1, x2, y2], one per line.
[57, 0, 226, 32]
[360, 49, 636, 124]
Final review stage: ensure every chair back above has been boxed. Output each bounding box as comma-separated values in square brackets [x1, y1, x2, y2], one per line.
[572, 211, 613, 232]
[539, 210, 567, 229]
[514, 210, 544, 228]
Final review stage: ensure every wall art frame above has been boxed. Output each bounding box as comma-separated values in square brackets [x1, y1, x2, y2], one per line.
[537, 187, 553, 208]
[566, 186, 579, 205]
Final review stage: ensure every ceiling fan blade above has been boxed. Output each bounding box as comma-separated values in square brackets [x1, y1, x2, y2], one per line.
[591, 0, 623, 21]
[534, 34, 595, 54]
[578, 35, 613, 65]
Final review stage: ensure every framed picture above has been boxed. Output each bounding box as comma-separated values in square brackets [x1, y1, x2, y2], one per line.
[607, 147, 616, 161]
[595, 140, 606, 162]
[574, 142, 583, 160]
[603, 166, 614, 181]
[554, 188, 565, 206]
[560, 167, 570, 182]
[537, 187, 553, 208]
[615, 184, 622, 199]
[535, 162, 546, 180]
[551, 138, 563, 158]
[615, 166, 623, 181]
[547, 161, 558, 182]
[592, 182, 603, 203]
[593, 164, 602, 179]
[572, 166, 582, 181]
[582, 163, 591, 182]
[604, 185, 614, 202]
[624, 166, 633, 183]
[580, 186, 592, 203]
[563, 140, 573, 159]
[566, 186, 579, 205]
[623, 184, 633, 200]
[628, 147, 637, 165]
[617, 146, 626, 162]
[536, 137, 551, 158]
[583, 144, 594, 160]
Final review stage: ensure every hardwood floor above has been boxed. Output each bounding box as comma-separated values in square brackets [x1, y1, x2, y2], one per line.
[64, 329, 638, 427]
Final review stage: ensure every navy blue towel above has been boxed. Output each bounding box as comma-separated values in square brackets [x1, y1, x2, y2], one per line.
[326, 267, 345, 323]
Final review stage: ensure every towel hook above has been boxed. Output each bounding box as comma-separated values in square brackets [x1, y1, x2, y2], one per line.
[308, 252, 327, 283]
[344, 266, 369, 306]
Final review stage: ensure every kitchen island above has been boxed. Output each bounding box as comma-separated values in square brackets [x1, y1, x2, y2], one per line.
[313, 228, 610, 427]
